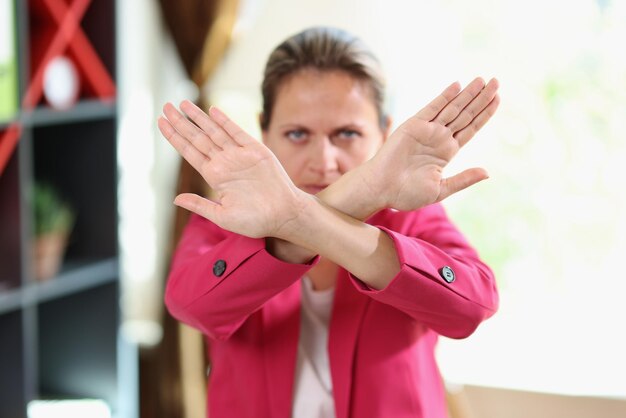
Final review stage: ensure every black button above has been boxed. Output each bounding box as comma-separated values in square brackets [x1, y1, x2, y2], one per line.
[439, 266, 455, 283]
[213, 259, 227, 277]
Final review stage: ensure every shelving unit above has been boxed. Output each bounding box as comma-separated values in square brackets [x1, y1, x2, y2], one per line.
[0, 0, 134, 417]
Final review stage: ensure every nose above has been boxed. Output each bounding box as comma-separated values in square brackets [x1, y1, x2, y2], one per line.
[308, 137, 339, 175]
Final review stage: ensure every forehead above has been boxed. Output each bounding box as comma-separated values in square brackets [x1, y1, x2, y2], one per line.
[270, 69, 379, 128]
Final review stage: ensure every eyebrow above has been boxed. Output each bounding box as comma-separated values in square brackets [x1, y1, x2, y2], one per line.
[278, 122, 366, 131]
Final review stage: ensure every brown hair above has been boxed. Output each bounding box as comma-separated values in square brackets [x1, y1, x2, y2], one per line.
[260, 26, 387, 130]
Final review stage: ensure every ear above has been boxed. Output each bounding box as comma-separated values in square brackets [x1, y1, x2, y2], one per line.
[381, 115, 393, 142]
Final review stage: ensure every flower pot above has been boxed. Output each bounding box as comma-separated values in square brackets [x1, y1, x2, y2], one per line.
[33, 231, 69, 281]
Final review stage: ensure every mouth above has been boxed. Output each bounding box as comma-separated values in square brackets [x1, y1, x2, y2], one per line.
[301, 185, 329, 194]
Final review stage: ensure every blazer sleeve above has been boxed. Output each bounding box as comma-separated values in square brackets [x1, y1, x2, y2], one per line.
[164, 214, 317, 340]
[350, 204, 499, 339]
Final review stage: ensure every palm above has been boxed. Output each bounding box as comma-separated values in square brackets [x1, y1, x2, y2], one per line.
[368, 77, 500, 211]
[158, 103, 304, 239]
[204, 144, 294, 236]
[374, 118, 458, 210]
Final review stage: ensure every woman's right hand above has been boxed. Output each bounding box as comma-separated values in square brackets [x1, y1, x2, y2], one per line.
[362, 77, 500, 212]
[158, 102, 309, 240]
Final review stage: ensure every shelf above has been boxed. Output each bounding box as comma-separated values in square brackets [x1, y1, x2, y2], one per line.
[0, 288, 22, 315]
[31, 257, 118, 304]
[0, 257, 118, 315]
[1, 99, 116, 164]
[21, 99, 116, 127]
[2, 0, 126, 415]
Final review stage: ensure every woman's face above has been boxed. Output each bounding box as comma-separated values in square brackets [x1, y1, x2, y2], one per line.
[262, 70, 390, 194]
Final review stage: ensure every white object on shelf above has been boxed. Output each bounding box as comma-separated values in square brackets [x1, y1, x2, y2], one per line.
[28, 399, 111, 418]
[43, 56, 80, 110]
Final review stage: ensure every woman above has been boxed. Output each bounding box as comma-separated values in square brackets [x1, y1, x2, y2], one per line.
[158, 26, 500, 418]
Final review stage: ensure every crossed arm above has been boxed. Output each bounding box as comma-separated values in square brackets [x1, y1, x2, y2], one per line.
[157, 77, 499, 290]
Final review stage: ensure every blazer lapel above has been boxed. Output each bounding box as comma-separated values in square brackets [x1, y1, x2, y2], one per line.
[263, 280, 301, 418]
[329, 270, 370, 418]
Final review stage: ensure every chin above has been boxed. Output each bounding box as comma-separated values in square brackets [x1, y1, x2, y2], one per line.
[300, 185, 328, 194]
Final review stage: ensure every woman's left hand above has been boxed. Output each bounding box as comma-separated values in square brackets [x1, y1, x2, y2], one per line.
[360, 77, 500, 212]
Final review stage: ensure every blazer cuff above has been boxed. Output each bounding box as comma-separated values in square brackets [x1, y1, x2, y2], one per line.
[348, 225, 440, 295]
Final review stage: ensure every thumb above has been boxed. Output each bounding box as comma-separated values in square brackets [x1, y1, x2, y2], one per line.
[174, 193, 221, 222]
[437, 168, 489, 202]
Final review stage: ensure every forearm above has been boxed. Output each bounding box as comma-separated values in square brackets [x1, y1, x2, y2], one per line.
[316, 160, 384, 220]
[349, 222, 499, 338]
[274, 194, 399, 289]
[266, 160, 385, 264]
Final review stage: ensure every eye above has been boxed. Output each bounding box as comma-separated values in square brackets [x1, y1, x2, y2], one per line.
[285, 129, 308, 143]
[335, 129, 361, 142]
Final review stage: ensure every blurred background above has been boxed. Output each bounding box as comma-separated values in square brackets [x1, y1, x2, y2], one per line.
[1, 0, 625, 417]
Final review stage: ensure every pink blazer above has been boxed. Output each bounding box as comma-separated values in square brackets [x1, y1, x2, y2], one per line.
[165, 204, 499, 418]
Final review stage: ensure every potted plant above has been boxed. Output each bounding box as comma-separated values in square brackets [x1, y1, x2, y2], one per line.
[32, 182, 75, 281]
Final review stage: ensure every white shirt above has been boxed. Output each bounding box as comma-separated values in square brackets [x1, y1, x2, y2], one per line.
[292, 276, 336, 418]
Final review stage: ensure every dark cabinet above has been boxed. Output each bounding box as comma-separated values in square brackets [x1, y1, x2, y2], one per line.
[0, 0, 133, 416]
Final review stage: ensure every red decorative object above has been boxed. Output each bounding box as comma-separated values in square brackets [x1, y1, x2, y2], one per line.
[0, 124, 23, 175]
[0, 0, 116, 176]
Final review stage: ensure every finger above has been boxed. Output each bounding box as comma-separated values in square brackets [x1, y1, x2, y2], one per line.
[433, 77, 486, 125]
[208, 106, 257, 146]
[446, 78, 499, 134]
[174, 193, 221, 223]
[454, 93, 501, 147]
[163, 102, 218, 157]
[158, 116, 211, 174]
[437, 168, 489, 202]
[415, 81, 462, 121]
[179, 100, 239, 149]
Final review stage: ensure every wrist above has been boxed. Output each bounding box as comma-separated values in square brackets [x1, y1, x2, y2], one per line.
[318, 161, 386, 221]
[343, 159, 389, 218]
[265, 237, 317, 264]
[273, 190, 318, 241]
